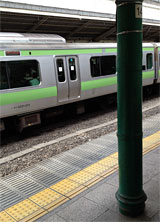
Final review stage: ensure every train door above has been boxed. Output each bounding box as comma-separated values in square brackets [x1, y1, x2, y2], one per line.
[55, 56, 80, 103]
[142, 51, 154, 86]
[154, 45, 160, 84]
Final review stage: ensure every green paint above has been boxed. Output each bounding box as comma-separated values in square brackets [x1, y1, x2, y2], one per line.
[116, 0, 147, 217]
[0, 47, 155, 57]
[81, 71, 153, 92]
[21, 49, 102, 56]
[142, 70, 154, 79]
[81, 70, 153, 92]
[81, 76, 117, 91]
[0, 51, 4, 56]
[0, 86, 57, 106]
[143, 48, 154, 51]
[105, 48, 117, 53]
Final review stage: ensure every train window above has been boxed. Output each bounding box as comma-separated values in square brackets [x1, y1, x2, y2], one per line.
[101, 56, 116, 75]
[142, 65, 146, 70]
[7, 60, 40, 88]
[56, 59, 65, 82]
[146, 53, 153, 70]
[90, 57, 100, 77]
[90, 56, 116, 77]
[68, 58, 77, 81]
[142, 65, 146, 71]
[0, 62, 9, 90]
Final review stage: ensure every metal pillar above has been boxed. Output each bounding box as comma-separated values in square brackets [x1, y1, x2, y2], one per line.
[115, 0, 147, 216]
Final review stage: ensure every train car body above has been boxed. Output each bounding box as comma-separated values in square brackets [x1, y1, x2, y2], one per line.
[142, 43, 160, 86]
[155, 43, 160, 83]
[0, 33, 159, 131]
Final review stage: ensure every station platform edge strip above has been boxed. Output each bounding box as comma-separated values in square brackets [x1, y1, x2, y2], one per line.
[0, 131, 160, 222]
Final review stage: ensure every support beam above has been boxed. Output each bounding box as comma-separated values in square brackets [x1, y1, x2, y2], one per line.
[66, 21, 91, 38]
[94, 26, 116, 41]
[144, 25, 152, 38]
[115, 0, 147, 217]
[27, 16, 49, 33]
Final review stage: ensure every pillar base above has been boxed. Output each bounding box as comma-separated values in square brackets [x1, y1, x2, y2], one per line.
[116, 190, 147, 217]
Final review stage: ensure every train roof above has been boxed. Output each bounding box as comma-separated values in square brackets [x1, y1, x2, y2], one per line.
[0, 33, 159, 51]
[0, 32, 117, 50]
[143, 43, 159, 48]
[0, 32, 66, 44]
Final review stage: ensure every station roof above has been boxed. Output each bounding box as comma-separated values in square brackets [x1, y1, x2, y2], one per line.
[0, 0, 159, 42]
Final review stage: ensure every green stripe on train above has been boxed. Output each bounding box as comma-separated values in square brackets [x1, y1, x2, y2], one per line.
[81, 76, 117, 91]
[0, 51, 5, 56]
[0, 48, 154, 57]
[81, 70, 154, 91]
[0, 71, 155, 106]
[21, 49, 103, 56]
[105, 48, 117, 53]
[143, 48, 154, 51]
[0, 86, 57, 106]
[142, 70, 154, 79]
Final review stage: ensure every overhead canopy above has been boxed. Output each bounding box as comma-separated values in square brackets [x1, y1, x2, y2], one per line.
[0, 0, 159, 42]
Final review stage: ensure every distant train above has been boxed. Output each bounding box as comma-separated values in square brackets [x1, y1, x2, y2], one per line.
[0, 33, 159, 131]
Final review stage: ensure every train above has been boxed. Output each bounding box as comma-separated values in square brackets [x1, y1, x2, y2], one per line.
[0, 33, 160, 131]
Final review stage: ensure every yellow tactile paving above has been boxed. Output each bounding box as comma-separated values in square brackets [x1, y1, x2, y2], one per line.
[143, 131, 160, 144]
[0, 211, 16, 222]
[29, 188, 68, 211]
[109, 152, 118, 159]
[68, 170, 101, 187]
[97, 156, 118, 168]
[147, 131, 160, 139]
[1, 131, 159, 222]
[85, 176, 104, 187]
[82, 162, 113, 185]
[100, 167, 118, 178]
[83, 162, 110, 176]
[143, 142, 160, 154]
[143, 131, 160, 154]
[50, 178, 87, 198]
[5, 199, 46, 222]
[143, 138, 157, 147]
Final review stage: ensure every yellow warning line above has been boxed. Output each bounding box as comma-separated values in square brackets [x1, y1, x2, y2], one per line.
[0, 131, 159, 222]
[143, 131, 160, 154]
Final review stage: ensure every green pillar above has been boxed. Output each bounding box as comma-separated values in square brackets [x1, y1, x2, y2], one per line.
[115, 0, 147, 216]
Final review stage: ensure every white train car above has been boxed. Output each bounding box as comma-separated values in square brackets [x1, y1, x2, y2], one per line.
[0, 33, 159, 131]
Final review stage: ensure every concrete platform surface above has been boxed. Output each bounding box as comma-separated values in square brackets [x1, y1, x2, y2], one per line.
[38, 145, 160, 222]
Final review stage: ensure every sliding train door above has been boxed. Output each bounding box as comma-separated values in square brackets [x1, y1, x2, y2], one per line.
[55, 56, 80, 103]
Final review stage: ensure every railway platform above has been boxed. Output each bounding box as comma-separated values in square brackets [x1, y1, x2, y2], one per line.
[0, 113, 159, 222]
[39, 146, 160, 222]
